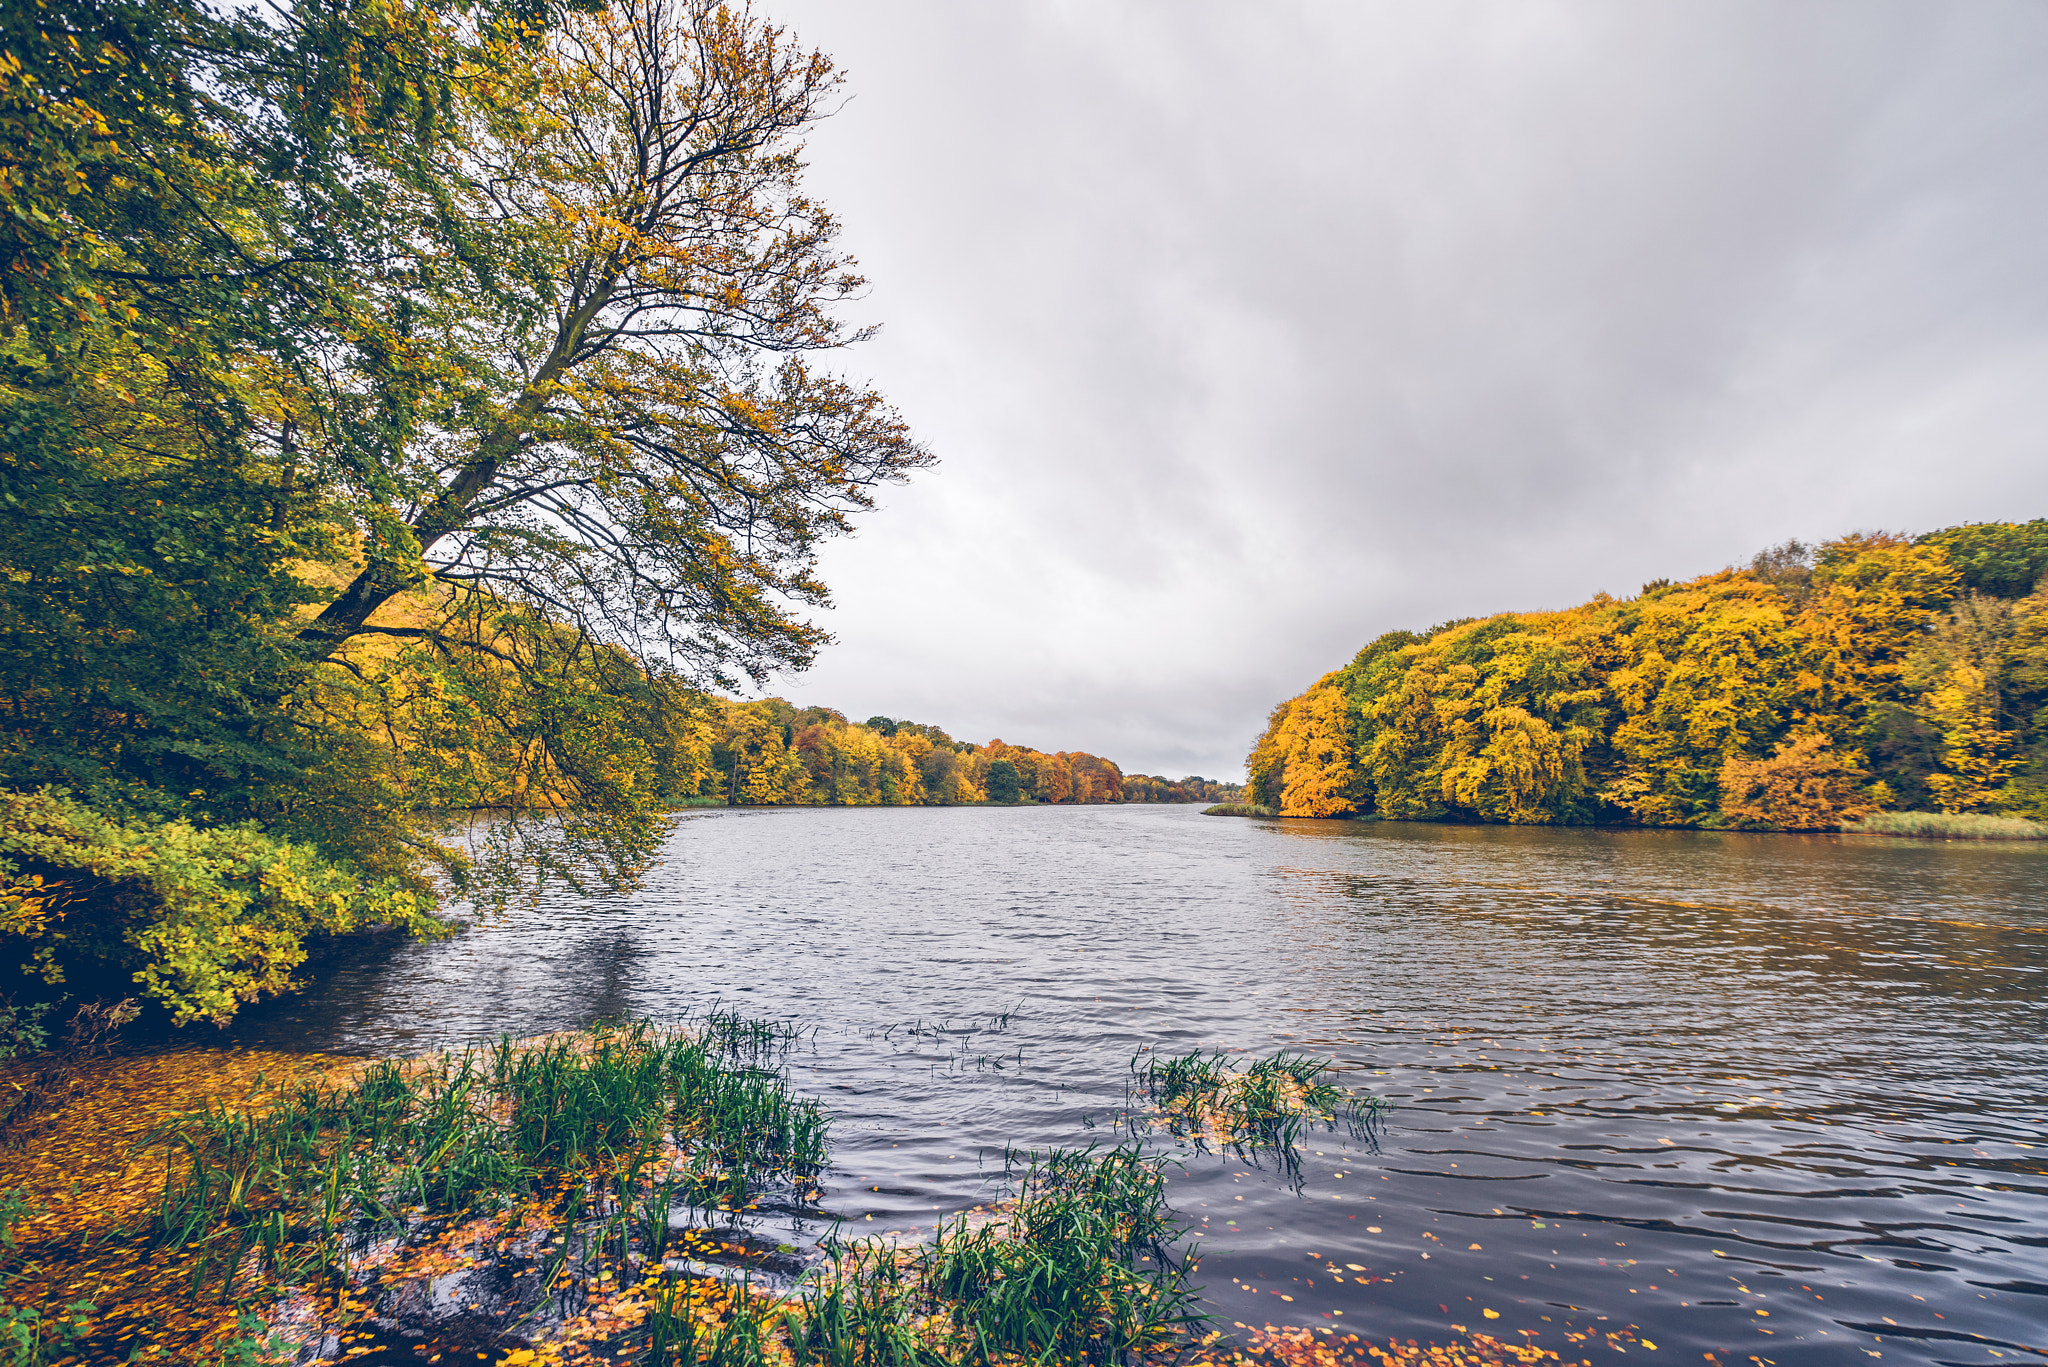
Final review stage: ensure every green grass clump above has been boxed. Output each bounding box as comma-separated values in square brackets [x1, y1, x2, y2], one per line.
[1134, 1049, 1381, 1167]
[729, 1144, 1201, 1367]
[1840, 811, 2048, 840]
[1200, 804, 1273, 818]
[636, 1145, 1203, 1367]
[145, 1018, 826, 1299]
[923, 1145, 1198, 1365]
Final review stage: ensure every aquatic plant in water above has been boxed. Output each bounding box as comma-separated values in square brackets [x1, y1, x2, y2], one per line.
[4, 1025, 1371, 1366]
[1840, 811, 2047, 840]
[640, 1143, 1206, 1367]
[1132, 1049, 1383, 1168]
[142, 1018, 828, 1328]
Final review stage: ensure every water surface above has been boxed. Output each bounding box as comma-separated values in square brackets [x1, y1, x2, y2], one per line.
[233, 806, 2048, 1366]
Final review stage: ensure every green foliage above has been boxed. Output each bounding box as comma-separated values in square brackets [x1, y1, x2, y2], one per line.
[0, 791, 442, 1024]
[1121, 774, 1239, 803]
[0, 1001, 47, 1063]
[207, 1315, 293, 1367]
[2, 0, 947, 1021]
[984, 758, 1022, 804]
[0, 1191, 91, 1367]
[1250, 522, 2048, 829]
[0, 1191, 30, 1250]
[0, 1298, 92, 1367]
[1920, 520, 2048, 598]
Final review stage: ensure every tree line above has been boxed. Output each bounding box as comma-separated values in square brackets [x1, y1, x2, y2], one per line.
[679, 699, 1238, 809]
[1247, 521, 2048, 829]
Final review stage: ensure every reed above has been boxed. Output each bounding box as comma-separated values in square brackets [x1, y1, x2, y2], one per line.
[1133, 1048, 1382, 1163]
[695, 1008, 809, 1061]
[1840, 811, 2047, 840]
[769, 1144, 1202, 1367]
[1199, 804, 1273, 818]
[143, 1020, 828, 1301]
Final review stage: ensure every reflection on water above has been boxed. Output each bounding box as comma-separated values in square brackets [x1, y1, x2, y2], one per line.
[233, 807, 2048, 1365]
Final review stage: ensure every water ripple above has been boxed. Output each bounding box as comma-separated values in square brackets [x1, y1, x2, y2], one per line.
[230, 807, 2048, 1365]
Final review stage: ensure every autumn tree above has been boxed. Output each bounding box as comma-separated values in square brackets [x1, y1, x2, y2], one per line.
[276, 0, 929, 879]
[0, 0, 532, 1014]
[301, 2, 928, 678]
[0, 0, 930, 1019]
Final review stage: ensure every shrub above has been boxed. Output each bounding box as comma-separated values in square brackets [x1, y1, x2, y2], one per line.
[0, 791, 445, 1025]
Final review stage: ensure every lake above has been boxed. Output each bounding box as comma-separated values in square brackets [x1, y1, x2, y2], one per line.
[231, 805, 2048, 1366]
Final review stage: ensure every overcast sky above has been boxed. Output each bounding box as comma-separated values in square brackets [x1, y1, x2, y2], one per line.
[744, 0, 2048, 781]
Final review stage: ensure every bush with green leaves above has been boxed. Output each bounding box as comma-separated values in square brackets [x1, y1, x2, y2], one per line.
[0, 791, 443, 1025]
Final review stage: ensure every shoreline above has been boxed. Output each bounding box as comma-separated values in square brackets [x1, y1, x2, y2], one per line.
[0, 1025, 1556, 1367]
[0, 1027, 1276, 1366]
[1202, 807, 2048, 840]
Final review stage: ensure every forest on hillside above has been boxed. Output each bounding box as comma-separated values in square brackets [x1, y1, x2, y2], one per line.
[1248, 521, 2048, 829]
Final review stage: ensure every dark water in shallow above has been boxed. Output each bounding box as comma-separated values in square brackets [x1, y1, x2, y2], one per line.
[231, 806, 2048, 1367]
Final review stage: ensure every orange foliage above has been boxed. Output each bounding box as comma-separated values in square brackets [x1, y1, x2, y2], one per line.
[0, 1047, 365, 1362]
[1718, 733, 1874, 830]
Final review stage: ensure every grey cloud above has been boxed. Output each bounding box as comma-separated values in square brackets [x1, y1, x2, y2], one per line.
[744, 0, 2048, 778]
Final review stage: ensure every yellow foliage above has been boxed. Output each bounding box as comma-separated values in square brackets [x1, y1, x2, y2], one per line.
[0, 792, 442, 1025]
[1276, 686, 1360, 817]
[1919, 664, 2017, 812]
[1249, 527, 2045, 829]
[1791, 534, 1959, 728]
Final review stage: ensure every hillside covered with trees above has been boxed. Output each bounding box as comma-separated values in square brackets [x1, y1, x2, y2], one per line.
[1247, 522, 2048, 829]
